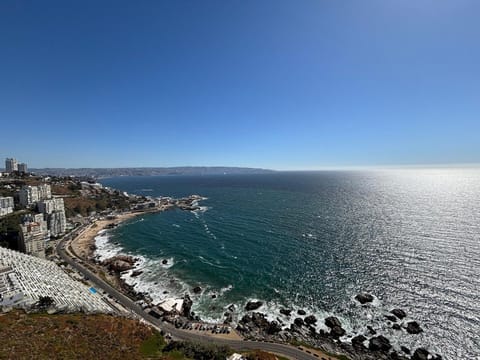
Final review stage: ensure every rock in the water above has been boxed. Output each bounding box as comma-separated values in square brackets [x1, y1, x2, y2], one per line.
[280, 308, 292, 316]
[384, 314, 397, 322]
[266, 320, 282, 334]
[245, 300, 263, 311]
[392, 323, 402, 330]
[325, 316, 342, 329]
[297, 309, 306, 315]
[330, 325, 346, 338]
[211, 294, 217, 299]
[391, 308, 407, 319]
[406, 321, 423, 334]
[131, 270, 143, 277]
[223, 312, 233, 323]
[182, 294, 193, 318]
[412, 348, 430, 360]
[351, 335, 367, 348]
[390, 351, 409, 360]
[368, 335, 392, 352]
[192, 286, 202, 294]
[400, 346, 411, 354]
[304, 315, 317, 325]
[162, 259, 168, 265]
[367, 325, 377, 335]
[102, 255, 136, 272]
[355, 293, 374, 304]
[227, 304, 235, 312]
[294, 317, 305, 327]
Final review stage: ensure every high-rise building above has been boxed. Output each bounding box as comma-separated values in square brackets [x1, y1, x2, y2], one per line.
[19, 214, 49, 259]
[47, 210, 66, 237]
[19, 184, 51, 207]
[5, 158, 18, 173]
[0, 197, 14, 217]
[18, 163, 28, 173]
[38, 198, 66, 236]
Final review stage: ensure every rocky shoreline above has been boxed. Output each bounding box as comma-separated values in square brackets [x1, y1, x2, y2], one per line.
[81, 195, 443, 360]
[94, 250, 442, 360]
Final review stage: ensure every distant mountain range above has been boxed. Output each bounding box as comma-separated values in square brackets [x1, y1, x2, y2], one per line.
[29, 166, 274, 178]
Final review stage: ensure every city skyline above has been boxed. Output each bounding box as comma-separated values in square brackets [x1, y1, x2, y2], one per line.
[1, 1, 479, 170]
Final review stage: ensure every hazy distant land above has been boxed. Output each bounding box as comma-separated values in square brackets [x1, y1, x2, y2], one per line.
[29, 166, 274, 178]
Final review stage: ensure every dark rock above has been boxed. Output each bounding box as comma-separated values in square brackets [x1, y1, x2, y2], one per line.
[227, 304, 235, 312]
[131, 270, 143, 277]
[392, 323, 402, 330]
[162, 259, 168, 265]
[400, 346, 411, 355]
[245, 300, 263, 311]
[325, 316, 342, 329]
[390, 351, 409, 360]
[211, 294, 217, 299]
[432, 355, 443, 360]
[355, 293, 374, 304]
[367, 325, 377, 335]
[181, 294, 193, 319]
[384, 314, 397, 322]
[192, 286, 202, 294]
[412, 348, 430, 360]
[162, 290, 168, 294]
[369, 335, 392, 352]
[240, 314, 252, 324]
[294, 317, 305, 327]
[297, 309, 307, 315]
[391, 308, 407, 319]
[330, 325, 346, 338]
[223, 312, 233, 323]
[304, 315, 317, 325]
[266, 320, 282, 334]
[280, 308, 292, 316]
[406, 321, 423, 334]
[351, 335, 367, 348]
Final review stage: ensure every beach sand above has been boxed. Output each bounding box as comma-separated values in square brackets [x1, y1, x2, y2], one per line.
[70, 212, 141, 260]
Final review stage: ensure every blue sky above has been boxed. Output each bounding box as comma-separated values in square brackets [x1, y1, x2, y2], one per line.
[1, 0, 479, 170]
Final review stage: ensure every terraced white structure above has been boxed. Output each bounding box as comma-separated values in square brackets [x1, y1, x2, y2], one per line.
[0, 247, 113, 313]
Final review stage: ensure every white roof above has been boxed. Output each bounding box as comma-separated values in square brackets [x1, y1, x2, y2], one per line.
[157, 297, 184, 313]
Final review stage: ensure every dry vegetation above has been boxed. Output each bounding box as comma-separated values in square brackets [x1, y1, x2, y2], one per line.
[0, 311, 157, 360]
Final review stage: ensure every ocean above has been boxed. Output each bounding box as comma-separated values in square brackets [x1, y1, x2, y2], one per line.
[99, 169, 480, 359]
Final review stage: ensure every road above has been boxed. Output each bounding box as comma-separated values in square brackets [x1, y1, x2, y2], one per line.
[56, 228, 323, 360]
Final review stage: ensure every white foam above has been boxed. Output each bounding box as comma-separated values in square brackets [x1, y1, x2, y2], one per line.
[94, 231, 123, 261]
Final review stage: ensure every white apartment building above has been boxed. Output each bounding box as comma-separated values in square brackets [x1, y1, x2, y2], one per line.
[5, 158, 18, 173]
[0, 196, 14, 217]
[19, 214, 49, 259]
[38, 198, 67, 236]
[19, 184, 52, 207]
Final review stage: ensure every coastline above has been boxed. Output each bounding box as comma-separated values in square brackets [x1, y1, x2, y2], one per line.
[64, 208, 440, 360]
[70, 212, 142, 259]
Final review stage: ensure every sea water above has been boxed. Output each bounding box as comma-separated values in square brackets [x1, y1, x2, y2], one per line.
[99, 169, 480, 359]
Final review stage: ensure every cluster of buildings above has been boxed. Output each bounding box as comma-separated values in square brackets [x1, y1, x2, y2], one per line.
[17, 184, 67, 258]
[1, 157, 67, 259]
[4, 158, 28, 174]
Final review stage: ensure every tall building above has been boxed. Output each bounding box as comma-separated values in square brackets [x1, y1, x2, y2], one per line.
[18, 163, 28, 173]
[38, 198, 66, 236]
[0, 197, 14, 217]
[5, 158, 18, 173]
[19, 184, 51, 207]
[19, 214, 49, 259]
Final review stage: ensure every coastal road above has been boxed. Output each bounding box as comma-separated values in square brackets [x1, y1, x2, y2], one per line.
[56, 233, 323, 360]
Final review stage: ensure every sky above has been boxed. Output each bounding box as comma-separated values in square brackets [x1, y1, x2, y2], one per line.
[1, 0, 479, 170]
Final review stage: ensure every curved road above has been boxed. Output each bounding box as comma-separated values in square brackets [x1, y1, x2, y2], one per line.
[56, 229, 322, 360]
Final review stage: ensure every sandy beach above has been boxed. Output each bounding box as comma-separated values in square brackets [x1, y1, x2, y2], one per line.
[70, 212, 142, 260]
